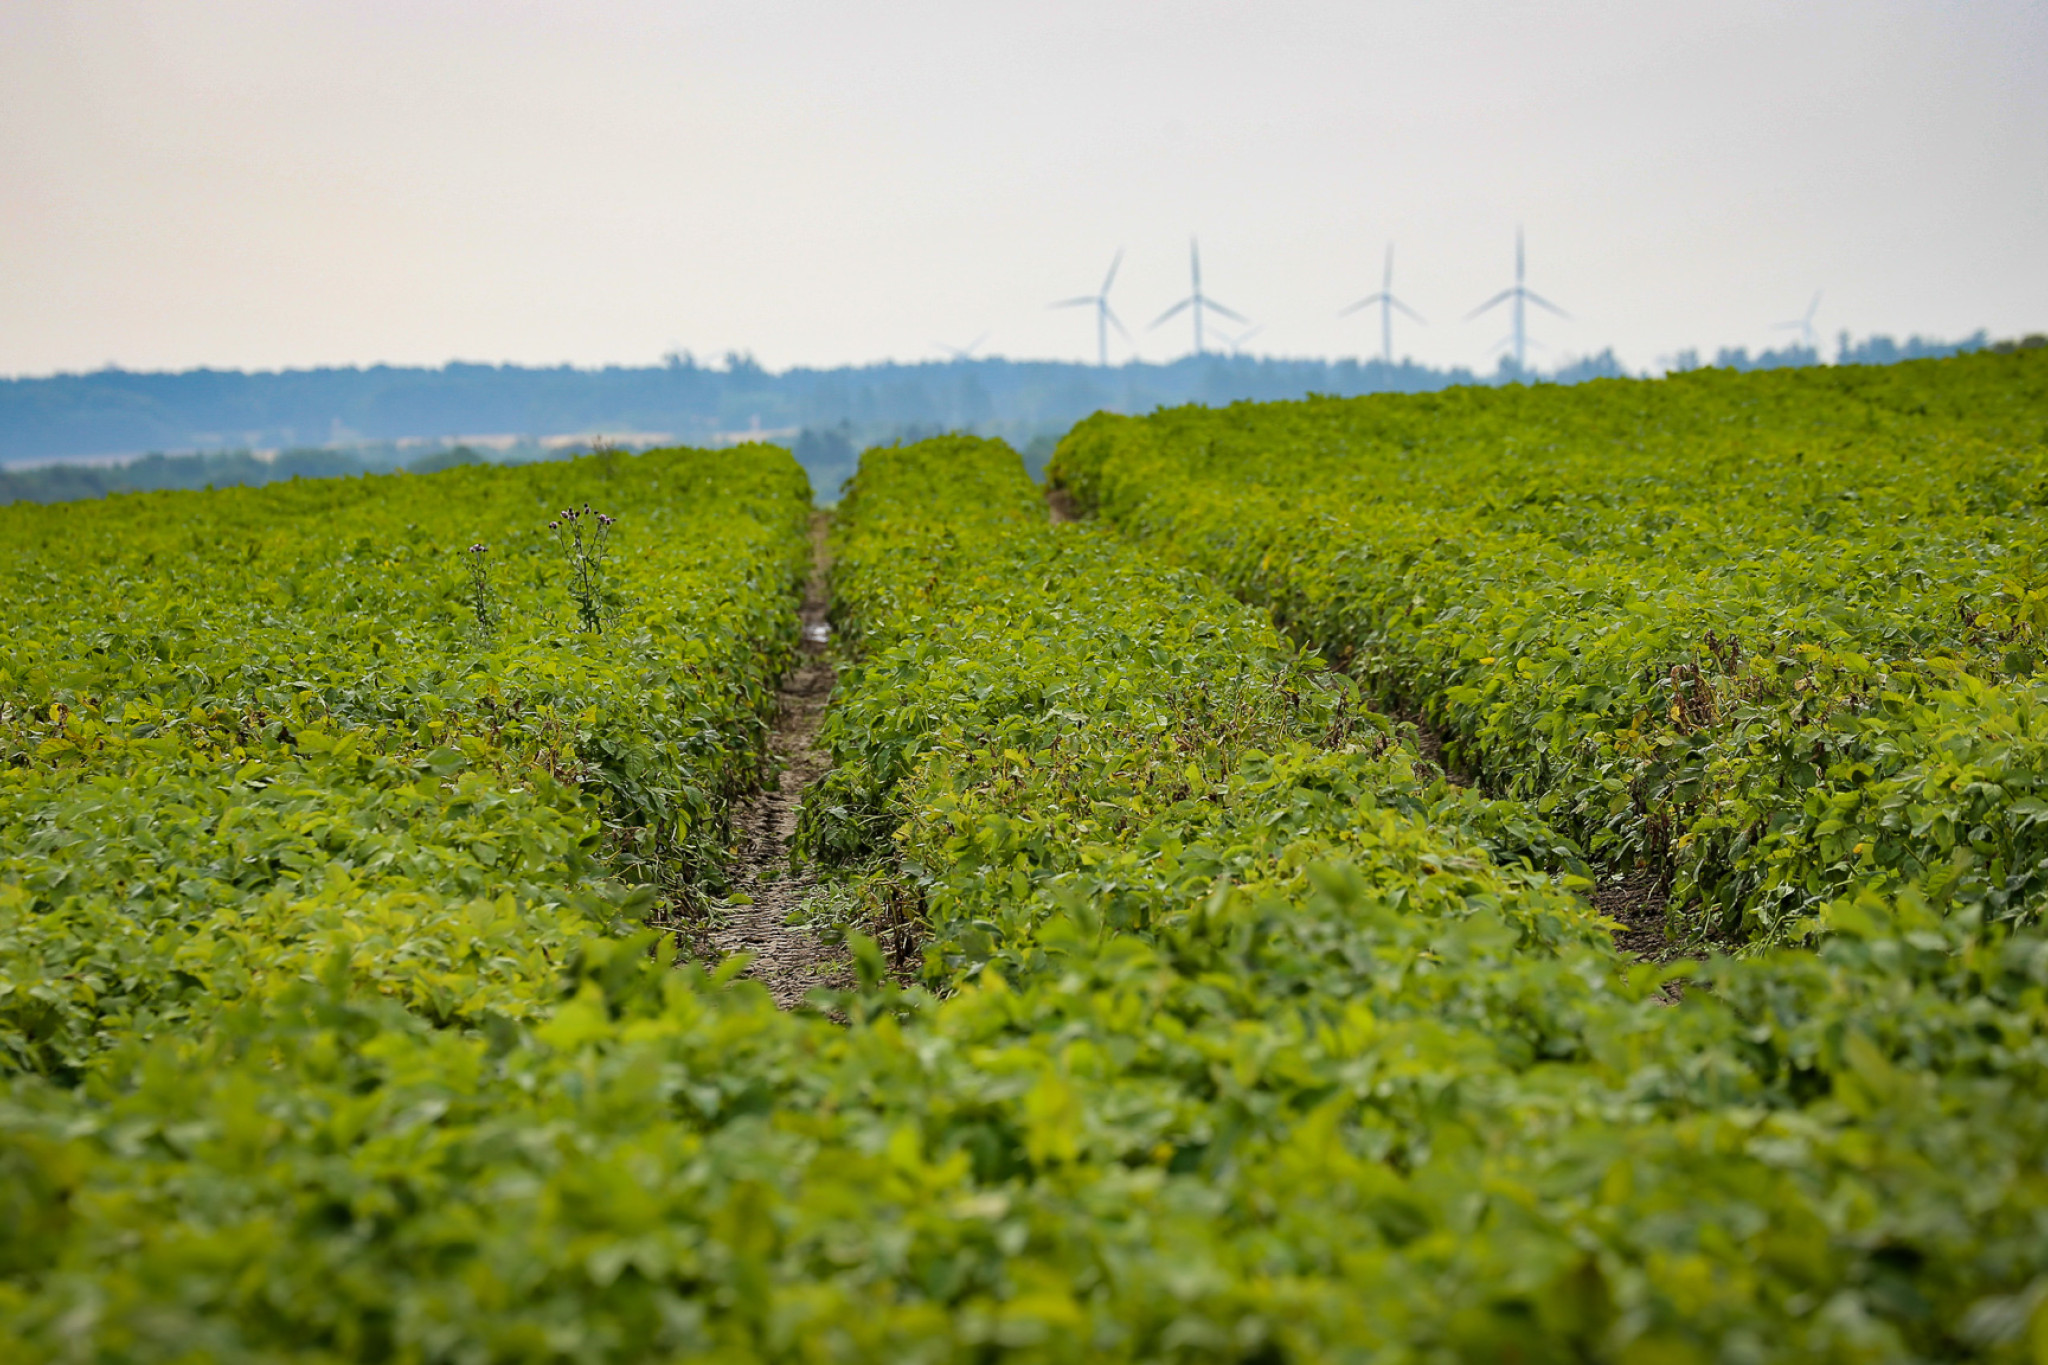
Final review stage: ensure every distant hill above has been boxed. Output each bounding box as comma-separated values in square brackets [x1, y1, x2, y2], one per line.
[0, 352, 1525, 468]
[0, 334, 2005, 505]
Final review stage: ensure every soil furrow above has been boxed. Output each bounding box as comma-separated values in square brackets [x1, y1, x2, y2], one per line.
[711, 513, 850, 1007]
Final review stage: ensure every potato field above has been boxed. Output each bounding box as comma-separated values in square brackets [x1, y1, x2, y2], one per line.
[8, 350, 2048, 1362]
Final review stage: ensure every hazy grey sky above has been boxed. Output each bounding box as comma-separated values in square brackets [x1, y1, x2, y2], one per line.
[3, 1, 2044, 376]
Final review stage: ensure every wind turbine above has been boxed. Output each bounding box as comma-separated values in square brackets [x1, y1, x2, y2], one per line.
[1340, 243, 1426, 366]
[1151, 238, 1247, 356]
[934, 332, 990, 361]
[1774, 292, 1823, 350]
[1050, 250, 1132, 367]
[1465, 227, 1568, 372]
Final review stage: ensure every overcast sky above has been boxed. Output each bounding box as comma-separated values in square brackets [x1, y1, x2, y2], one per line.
[2, 1, 2044, 377]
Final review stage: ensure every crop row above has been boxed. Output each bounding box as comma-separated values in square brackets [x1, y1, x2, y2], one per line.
[1052, 349, 2048, 941]
[8, 434, 2048, 1360]
[0, 447, 810, 1077]
[795, 435, 2048, 1359]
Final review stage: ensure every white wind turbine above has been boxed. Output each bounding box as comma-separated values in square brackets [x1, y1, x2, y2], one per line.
[1774, 291, 1823, 350]
[1465, 227, 1568, 371]
[1151, 238, 1248, 356]
[1050, 251, 1132, 367]
[1340, 243, 1426, 366]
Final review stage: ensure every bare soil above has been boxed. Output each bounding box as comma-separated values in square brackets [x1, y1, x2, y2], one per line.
[1046, 486, 1080, 524]
[1596, 866, 1678, 964]
[709, 514, 852, 1008]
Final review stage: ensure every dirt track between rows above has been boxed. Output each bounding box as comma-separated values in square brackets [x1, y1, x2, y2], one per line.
[710, 513, 851, 1007]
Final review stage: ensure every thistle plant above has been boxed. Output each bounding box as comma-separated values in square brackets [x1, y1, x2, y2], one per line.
[462, 542, 500, 636]
[549, 504, 618, 633]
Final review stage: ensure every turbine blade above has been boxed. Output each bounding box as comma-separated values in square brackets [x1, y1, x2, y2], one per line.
[1338, 295, 1383, 317]
[1465, 289, 1515, 321]
[1151, 298, 1194, 328]
[1389, 297, 1427, 325]
[1524, 291, 1570, 319]
[1103, 248, 1124, 295]
[1049, 296, 1097, 309]
[1105, 306, 1134, 344]
[1206, 299, 1249, 325]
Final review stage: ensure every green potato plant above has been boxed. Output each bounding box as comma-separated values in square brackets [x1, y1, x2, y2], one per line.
[1051, 348, 2048, 944]
[0, 445, 812, 1076]
[7, 433, 2048, 1361]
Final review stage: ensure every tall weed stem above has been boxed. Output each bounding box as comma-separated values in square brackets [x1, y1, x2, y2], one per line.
[549, 504, 618, 633]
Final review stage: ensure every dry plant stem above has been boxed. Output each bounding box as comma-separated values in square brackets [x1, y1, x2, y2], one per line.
[711, 512, 852, 1007]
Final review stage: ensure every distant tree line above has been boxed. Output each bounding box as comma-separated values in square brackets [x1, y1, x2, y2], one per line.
[0, 352, 1526, 470]
[0, 334, 2009, 506]
[1664, 329, 1994, 376]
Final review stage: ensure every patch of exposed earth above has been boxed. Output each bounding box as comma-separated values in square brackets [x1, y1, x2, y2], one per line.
[709, 513, 851, 1008]
[1596, 865, 1680, 964]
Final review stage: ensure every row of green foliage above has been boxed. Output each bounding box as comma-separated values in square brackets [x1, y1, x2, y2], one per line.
[797, 437, 2048, 1359]
[1050, 349, 2048, 942]
[0, 446, 811, 1078]
[9, 433, 2048, 1360]
[0, 443, 528, 508]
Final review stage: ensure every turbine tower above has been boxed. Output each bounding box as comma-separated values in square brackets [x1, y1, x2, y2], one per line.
[1340, 243, 1426, 366]
[1774, 291, 1823, 350]
[1150, 238, 1247, 356]
[1465, 227, 1567, 372]
[1050, 250, 1131, 367]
